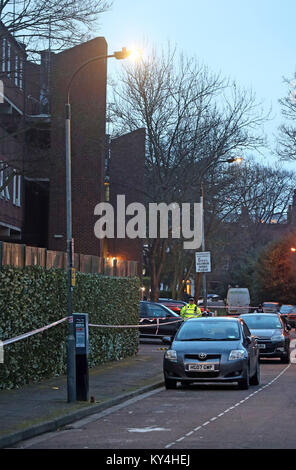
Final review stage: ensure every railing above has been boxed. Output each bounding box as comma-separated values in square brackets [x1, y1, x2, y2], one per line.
[0, 242, 138, 277]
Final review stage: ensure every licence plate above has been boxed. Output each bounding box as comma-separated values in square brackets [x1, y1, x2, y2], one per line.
[187, 363, 216, 371]
[258, 344, 266, 349]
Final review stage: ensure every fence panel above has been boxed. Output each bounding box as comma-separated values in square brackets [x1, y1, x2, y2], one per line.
[117, 259, 127, 277]
[25, 246, 46, 267]
[46, 250, 67, 269]
[0, 241, 138, 277]
[98, 257, 104, 274]
[1, 242, 24, 267]
[103, 260, 113, 276]
[129, 261, 138, 277]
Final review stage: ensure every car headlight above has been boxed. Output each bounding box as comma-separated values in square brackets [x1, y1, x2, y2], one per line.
[229, 350, 245, 360]
[271, 334, 284, 342]
[165, 349, 177, 362]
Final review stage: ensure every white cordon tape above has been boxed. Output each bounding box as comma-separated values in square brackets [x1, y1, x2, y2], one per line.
[89, 318, 184, 329]
[202, 306, 260, 309]
[2, 317, 67, 346]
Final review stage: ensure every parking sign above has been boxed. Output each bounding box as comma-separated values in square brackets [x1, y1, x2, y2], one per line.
[196, 252, 211, 273]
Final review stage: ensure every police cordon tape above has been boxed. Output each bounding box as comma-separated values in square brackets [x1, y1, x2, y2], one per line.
[89, 318, 184, 328]
[2, 307, 275, 346]
[201, 306, 261, 309]
[90, 318, 185, 338]
[2, 317, 68, 346]
[2, 317, 184, 347]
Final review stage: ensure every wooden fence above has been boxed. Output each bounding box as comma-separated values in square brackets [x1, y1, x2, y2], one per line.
[0, 242, 138, 277]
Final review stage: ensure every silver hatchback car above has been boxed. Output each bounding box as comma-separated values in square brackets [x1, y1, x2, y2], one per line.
[163, 317, 260, 390]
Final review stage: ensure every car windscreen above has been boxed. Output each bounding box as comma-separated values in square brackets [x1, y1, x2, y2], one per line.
[241, 315, 282, 329]
[175, 320, 240, 341]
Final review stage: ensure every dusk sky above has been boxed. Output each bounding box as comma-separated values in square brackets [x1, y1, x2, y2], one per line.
[99, 0, 296, 168]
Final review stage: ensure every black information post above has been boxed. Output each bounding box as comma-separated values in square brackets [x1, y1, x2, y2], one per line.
[73, 313, 89, 401]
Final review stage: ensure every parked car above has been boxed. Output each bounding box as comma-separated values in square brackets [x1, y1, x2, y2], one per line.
[262, 302, 280, 313]
[139, 301, 183, 339]
[158, 298, 214, 317]
[226, 287, 250, 315]
[163, 317, 260, 390]
[279, 304, 296, 325]
[158, 299, 187, 314]
[197, 293, 221, 305]
[240, 313, 291, 363]
[287, 309, 296, 328]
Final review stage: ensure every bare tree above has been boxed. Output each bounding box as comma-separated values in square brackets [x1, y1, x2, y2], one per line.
[110, 45, 268, 300]
[278, 75, 296, 160]
[0, 0, 112, 58]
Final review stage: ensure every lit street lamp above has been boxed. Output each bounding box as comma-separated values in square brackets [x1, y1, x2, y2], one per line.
[65, 47, 134, 403]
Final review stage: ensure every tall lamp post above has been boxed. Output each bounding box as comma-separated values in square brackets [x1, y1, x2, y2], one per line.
[65, 47, 132, 403]
[199, 157, 242, 314]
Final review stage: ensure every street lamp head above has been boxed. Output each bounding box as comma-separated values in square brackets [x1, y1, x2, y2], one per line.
[113, 47, 142, 61]
[226, 157, 243, 164]
[113, 47, 130, 60]
[291, 247, 296, 253]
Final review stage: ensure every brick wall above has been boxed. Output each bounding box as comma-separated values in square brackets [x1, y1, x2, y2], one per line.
[48, 37, 107, 256]
[109, 128, 145, 274]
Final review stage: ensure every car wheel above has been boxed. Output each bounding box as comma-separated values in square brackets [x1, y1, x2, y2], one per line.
[238, 367, 249, 390]
[280, 355, 290, 364]
[164, 377, 177, 390]
[250, 360, 260, 385]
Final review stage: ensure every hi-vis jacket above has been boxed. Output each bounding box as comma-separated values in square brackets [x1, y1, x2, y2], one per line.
[180, 303, 202, 320]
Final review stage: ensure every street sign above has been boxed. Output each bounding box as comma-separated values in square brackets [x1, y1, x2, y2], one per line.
[71, 267, 76, 287]
[196, 251, 211, 273]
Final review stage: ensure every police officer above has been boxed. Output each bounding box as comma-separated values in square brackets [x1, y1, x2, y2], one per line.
[180, 298, 202, 320]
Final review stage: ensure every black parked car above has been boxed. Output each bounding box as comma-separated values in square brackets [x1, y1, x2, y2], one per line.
[158, 299, 187, 314]
[163, 317, 260, 390]
[139, 301, 183, 339]
[240, 313, 291, 363]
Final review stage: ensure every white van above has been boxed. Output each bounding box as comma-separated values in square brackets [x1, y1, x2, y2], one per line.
[226, 288, 250, 315]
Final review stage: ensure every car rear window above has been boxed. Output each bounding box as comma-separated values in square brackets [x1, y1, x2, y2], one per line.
[241, 315, 282, 329]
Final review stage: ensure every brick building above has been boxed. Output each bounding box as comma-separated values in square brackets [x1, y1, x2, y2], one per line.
[0, 24, 145, 270]
[108, 128, 145, 270]
[0, 22, 40, 241]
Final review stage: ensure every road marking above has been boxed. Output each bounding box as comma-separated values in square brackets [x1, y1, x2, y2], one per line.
[128, 426, 170, 433]
[14, 387, 164, 448]
[165, 364, 291, 449]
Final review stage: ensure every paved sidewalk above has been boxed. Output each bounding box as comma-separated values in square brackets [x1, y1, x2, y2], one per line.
[0, 341, 165, 448]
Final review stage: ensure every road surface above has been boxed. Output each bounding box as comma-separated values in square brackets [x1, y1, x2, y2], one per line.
[12, 339, 296, 449]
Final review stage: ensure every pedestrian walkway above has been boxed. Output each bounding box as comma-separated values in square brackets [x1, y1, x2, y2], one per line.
[0, 341, 165, 448]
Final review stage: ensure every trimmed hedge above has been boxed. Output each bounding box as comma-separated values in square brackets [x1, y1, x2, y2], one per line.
[0, 266, 140, 390]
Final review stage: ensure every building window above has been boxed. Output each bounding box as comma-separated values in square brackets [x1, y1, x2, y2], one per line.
[7, 41, 11, 77]
[19, 58, 23, 89]
[15, 54, 18, 86]
[13, 172, 21, 206]
[0, 162, 10, 201]
[2, 38, 6, 73]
